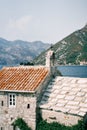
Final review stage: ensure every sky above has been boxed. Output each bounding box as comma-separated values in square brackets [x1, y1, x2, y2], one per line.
[0, 0, 87, 44]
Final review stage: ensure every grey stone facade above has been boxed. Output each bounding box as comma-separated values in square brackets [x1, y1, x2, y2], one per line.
[0, 68, 52, 130]
[0, 92, 36, 130]
[41, 109, 82, 126]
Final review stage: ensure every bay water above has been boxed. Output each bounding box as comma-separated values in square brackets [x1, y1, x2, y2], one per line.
[58, 65, 87, 78]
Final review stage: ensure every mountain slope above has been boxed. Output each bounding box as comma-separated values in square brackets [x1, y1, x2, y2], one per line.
[34, 24, 87, 65]
[0, 38, 50, 65]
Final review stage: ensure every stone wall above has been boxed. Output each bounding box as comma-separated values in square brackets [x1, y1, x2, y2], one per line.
[36, 69, 52, 103]
[0, 92, 36, 130]
[41, 109, 82, 126]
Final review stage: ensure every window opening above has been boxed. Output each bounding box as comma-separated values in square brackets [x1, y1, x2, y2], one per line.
[27, 104, 30, 109]
[9, 94, 16, 107]
[1, 101, 4, 106]
[1, 127, 3, 130]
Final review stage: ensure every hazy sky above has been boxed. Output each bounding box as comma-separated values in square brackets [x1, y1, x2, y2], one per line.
[0, 0, 87, 43]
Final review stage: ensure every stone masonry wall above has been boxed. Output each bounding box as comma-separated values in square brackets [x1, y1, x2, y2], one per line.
[0, 92, 36, 130]
[41, 109, 82, 126]
[36, 69, 52, 103]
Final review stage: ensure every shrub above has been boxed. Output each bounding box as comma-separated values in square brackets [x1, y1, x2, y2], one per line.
[37, 120, 71, 130]
[82, 113, 87, 130]
[12, 118, 32, 130]
[36, 119, 84, 130]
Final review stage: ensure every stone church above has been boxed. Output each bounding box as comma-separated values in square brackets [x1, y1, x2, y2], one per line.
[0, 50, 87, 130]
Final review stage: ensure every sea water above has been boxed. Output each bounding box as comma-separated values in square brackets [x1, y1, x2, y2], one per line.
[58, 65, 87, 78]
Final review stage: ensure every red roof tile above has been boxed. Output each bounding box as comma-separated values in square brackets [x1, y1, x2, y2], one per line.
[0, 66, 49, 92]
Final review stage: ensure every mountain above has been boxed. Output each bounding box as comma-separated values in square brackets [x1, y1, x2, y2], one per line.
[34, 24, 87, 65]
[0, 38, 50, 65]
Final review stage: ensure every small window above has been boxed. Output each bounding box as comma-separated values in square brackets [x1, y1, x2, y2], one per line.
[8, 94, 16, 107]
[1, 101, 4, 106]
[1, 127, 3, 130]
[11, 117, 13, 121]
[27, 104, 30, 109]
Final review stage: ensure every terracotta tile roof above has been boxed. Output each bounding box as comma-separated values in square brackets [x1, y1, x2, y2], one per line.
[0, 66, 49, 92]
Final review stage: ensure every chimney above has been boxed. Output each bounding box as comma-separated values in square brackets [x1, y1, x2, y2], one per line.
[46, 50, 56, 76]
[45, 50, 54, 68]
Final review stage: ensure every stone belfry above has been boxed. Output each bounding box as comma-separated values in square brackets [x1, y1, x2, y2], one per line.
[45, 48, 56, 76]
[45, 44, 55, 68]
[45, 50, 54, 67]
[50, 51, 55, 66]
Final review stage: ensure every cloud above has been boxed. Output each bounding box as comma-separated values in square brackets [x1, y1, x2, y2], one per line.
[8, 15, 32, 31]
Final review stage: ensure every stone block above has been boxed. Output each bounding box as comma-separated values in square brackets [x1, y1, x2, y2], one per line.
[65, 95, 75, 100]
[67, 101, 79, 106]
[65, 105, 79, 110]
[79, 103, 87, 108]
[56, 94, 65, 99]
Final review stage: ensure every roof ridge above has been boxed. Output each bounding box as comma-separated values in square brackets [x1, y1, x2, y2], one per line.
[3, 65, 49, 70]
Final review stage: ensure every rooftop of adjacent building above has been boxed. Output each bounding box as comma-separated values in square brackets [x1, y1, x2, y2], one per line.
[0, 66, 49, 92]
[40, 76, 87, 117]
